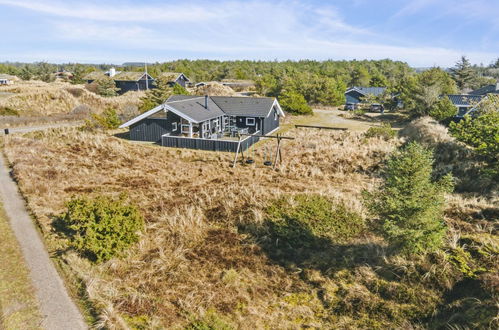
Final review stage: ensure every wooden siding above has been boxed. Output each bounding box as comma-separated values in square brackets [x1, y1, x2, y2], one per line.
[130, 119, 169, 143]
[161, 134, 259, 152]
[345, 90, 364, 104]
[116, 79, 155, 94]
[262, 107, 280, 134]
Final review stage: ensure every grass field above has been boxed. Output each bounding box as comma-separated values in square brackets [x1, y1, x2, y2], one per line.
[0, 202, 42, 329]
[2, 113, 498, 328]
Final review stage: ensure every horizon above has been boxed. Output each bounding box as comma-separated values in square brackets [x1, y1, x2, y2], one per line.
[1, 0, 498, 67]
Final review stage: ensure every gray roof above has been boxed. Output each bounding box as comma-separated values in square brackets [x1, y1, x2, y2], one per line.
[121, 95, 283, 128]
[165, 95, 225, 123]
[469, 83, 499, 96]
[211, 96, 276, 117]
[447, 94, 485, 106]
[346, 86, 387, 96]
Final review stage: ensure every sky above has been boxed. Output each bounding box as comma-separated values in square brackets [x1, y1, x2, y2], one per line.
[1, 0, 498, 67]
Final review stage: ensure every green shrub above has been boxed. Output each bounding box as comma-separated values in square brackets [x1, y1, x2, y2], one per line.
[0, 107, 19, 116]
[429, 96, 456, 121]
[364, 142, 453, 254]
[172, 83, 189, 95]
[449, 110, 499, 178]
[95, 77, 120, 97]
[84, 107, 121, 130]
[59, 194, 144, 263]
[266, 194, 364, 247]
[279, 90, 312, 115]
[364, 123, 396, 140]
[186, 309, 233, 330]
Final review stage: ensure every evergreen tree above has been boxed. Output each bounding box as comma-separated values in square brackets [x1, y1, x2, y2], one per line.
[96, 77, 120, 97]
[139, 77, 173, 112]
[450, 56, 476, 90]
[279, 90, 312, 115]
[364, 142, 453, 254]
[429, 96, 457, 121]
[350, 67, 371, 86]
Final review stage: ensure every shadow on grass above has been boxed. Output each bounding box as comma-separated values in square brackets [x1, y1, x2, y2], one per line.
[113, 131, 130, 140]
[238, 218, 389, 275]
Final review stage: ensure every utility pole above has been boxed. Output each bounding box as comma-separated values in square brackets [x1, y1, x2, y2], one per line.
[145, 62, 149, 90]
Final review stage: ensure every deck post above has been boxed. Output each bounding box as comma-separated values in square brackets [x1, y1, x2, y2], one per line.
[189, 122, 193, 138]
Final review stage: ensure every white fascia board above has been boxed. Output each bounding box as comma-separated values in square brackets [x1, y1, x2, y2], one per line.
[266, 99, 285, 117]
[119, 104, 164, 128]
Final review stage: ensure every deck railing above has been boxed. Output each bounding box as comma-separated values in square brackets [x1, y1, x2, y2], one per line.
[161, 132, 260, 153]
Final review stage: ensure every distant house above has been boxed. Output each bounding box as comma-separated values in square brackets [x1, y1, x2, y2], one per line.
[469, 82, 499, 96]
[157, 72, 190, 88]
[54, 70, 74, 80]
[119, 95, 284, 152]
[447, 94, 485, 118]
[0, 74, 17, 85]
[345, 86, 387, 105]
[84, 68, 155, 94]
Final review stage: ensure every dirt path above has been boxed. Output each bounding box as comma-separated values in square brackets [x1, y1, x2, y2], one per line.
[0, 121, 82, 135]
[0, 154, 87, 330]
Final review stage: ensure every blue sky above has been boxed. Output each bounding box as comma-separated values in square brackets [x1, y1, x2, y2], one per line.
[1, 0, 498, 67]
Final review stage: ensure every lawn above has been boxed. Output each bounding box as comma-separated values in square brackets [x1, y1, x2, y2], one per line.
[0, 202, 42, 329]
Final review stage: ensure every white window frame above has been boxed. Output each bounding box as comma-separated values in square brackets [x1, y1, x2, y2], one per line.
[172, 122, 177, 131]
[246, 117, 256, 126]
[181, 125, 190, 134]
[274, 111, 277, 121]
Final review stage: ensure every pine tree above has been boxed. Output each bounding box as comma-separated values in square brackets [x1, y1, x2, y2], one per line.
[364, 142, 453, 254]
[139, 77, 173, 112]
[450, 56, 476, 90]
[95, 77, 119, 97]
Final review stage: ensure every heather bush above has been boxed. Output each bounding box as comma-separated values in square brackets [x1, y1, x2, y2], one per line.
[59, 194, 144, 263]
[364, 123, 396, 140]
[266, 194, 364, 247]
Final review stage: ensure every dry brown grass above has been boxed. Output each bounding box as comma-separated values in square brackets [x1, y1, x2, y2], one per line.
[2, 123, 497, 328]
[189, 82, 238, 96]
[2, 127, 397, 328]
[0, 80, 144, 118]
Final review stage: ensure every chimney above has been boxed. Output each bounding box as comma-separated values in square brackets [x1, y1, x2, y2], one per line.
[204, 95, 208, 109]
[109, 67, 116, 77]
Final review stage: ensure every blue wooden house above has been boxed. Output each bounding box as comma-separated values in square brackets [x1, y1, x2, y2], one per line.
[345, 87, 387, 105]
[447, 94, 485, 118]
[119, 95, 285, 152]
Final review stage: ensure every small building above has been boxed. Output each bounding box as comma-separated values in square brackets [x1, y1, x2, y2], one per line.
[84, 68, 155, 94]
[0, 74, 17, 85]
[54, 70, 74, 80]
[469, 82, 499, 96]
[157, 72, 190, 88]
[119, 95, 284, 152]
[447, 94, 485, 118]
[345, 86, 387, 105]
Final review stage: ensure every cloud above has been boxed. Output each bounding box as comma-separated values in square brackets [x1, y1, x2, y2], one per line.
[0, 0, 222, 22]
[0, 0, 497, 66]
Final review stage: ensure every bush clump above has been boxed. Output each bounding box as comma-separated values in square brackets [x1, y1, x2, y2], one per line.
[0, 107, 20, 116]
[266, 194, 364, 248]
[59, 194, 144, 263]
[429, 96, 456, 121]
[364, 142, 454, 254]
[279, 90, 312, 115]
[83, 107, 121, 130]
[364, 123, 396, 140]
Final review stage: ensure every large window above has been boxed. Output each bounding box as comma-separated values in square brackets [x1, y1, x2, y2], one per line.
[172, 122, 177, 131]
[246, 117, 256, 126]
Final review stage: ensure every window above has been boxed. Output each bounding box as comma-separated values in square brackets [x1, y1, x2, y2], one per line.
[274, 110, 278, 121]
[172, 122, 177, 131]
[246, 117, 256, 126]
